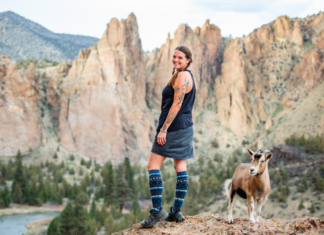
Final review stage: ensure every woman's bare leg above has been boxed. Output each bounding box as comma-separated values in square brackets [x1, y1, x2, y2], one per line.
[173, 159, 187, 173]
[147, 152, 166, 171]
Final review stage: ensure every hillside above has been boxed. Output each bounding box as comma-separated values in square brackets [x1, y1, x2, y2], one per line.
[113, 213, 324, 235]
[0, 11, 98, 61]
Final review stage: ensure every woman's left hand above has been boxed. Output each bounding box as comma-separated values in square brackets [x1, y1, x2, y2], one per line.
[157, 131, 167, 145]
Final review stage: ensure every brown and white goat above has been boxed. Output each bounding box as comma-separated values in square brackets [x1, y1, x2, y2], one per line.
[228, 148, 273, 223]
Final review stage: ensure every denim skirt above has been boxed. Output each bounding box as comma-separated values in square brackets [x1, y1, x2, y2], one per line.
[151, 125, 194, 159]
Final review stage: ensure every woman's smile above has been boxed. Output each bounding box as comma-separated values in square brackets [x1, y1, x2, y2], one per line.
[172, 50, 190, 70]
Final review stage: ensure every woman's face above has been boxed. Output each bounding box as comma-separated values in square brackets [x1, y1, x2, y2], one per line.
[172, 50, 191, 70]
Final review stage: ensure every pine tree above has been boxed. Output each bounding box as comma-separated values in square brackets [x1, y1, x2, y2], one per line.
[47, 217, 60, 235]
[1, 185, 10, 207]
[81, 158, 85, 165]
[62, 179, 69, 197]
[53, 152, 58, 159]
[74, 202, 89, 235]
[7, 160, 13, 180]
[60, 160, 65, 169]
[105, 162, 114, 205]
[88, 218, 98, 235]
[99, 203, 108, 226]
[89, 199, 97, 219]
[125, 157, 134, 190]
[310, 202, 316, 213]
[69, 154, 75, 161]
[11, 151, 26, 203]
[298, 199, 305, 210]
[12, 183, 23, 204]
[105, 214, 114, 235]
[59, 203, 74, 235]
[56, 193, 63, 205]
[72, 183, 79, 199]
[131, 195, 140, 215]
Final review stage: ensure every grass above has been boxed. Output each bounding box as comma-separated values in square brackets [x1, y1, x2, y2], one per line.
[272, 105, 284, 118]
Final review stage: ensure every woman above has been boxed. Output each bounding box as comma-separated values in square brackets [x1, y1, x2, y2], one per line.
[141, 46, 196, 228]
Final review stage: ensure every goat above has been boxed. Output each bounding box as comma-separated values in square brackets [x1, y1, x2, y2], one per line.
[228, 148, 273, 223]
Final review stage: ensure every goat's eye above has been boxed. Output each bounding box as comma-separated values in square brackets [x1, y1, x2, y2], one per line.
[261, 160, 265, 163]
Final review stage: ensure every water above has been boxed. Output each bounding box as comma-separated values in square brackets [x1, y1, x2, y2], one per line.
[0, 211, 60, 235]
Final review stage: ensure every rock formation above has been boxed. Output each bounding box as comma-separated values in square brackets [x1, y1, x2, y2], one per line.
[0, 55, 42, 155]
[0, 12, 323, 164]
[113, 213, 324, 234]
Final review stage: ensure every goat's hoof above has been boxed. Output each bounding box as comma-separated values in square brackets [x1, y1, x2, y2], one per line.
[228, 217, 234, 223]
[249, 218, 256, 223]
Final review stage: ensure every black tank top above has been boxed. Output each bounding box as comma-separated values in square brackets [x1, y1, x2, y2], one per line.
[156, 70, 196, 132]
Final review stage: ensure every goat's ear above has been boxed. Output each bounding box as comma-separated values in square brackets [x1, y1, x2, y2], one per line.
[247, 148, 254, 156]
[263, 150, 273, 160]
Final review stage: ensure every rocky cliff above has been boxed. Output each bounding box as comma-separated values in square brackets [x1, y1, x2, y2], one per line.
[113, 213, 324, 235]
[0, 12, 323, 164]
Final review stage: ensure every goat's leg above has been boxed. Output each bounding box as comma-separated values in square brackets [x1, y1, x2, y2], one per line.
[228, 188, 236, 223]
[255, 198, 266, 222]
[247, 196, 255, 223]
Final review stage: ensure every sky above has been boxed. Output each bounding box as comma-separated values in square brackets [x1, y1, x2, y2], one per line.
[2, 0, 323, 51]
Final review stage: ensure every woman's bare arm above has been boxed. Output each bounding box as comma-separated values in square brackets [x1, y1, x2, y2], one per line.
[157, 71, 190, 145]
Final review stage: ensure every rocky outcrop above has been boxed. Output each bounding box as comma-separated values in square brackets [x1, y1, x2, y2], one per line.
[0, 55, 42, 155]
[0, 12, 323, 163]
[55, 13, 154, 163]
[114, 213, 324, 234]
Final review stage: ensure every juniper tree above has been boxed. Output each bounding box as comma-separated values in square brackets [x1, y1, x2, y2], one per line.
[89, 199, 97, 219]
[125, 157, 134, 190]
[12, 183, 23, 204]
[47, 217, 60, 235]
[74, 202, 89, 235]
[59, 203, 74, 235]
[11, 151, 26, 203]
[104, 162, 114, 205]
[53, 152, 58, 159]
[99, 203, 108, 226]
[1, 185, 10, 207]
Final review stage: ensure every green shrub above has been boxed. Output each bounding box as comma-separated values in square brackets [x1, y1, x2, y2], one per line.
[69, 154, 75, 161]
[310, 203, 315, 213]
[285, 133, 324, 154]
[211, 139, 219, 148]
[69, 168, 75, 175]
[298, 199, 305, 210]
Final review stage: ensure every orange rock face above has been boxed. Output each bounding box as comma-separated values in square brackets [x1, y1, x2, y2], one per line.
[55, 13, 154, 163]
[0, 12, 323, 163]
[0, 55, 42, 155]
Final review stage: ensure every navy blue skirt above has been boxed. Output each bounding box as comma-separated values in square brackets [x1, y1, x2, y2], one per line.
[151, 125, 194, 159]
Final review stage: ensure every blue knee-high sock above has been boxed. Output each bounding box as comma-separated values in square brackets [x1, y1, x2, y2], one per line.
[173, 171, 189, 212]
[149, 170, 163, 212]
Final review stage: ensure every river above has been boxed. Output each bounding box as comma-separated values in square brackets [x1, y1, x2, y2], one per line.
[0, 212, 60, 235]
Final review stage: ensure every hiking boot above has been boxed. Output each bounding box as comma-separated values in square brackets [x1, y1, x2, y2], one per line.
[141, 208, 168, 228]
[165, 207, 185, 222]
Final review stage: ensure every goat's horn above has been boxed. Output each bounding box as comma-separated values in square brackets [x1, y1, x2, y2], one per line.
[262, 150, 271, 154]
[256, 148, 262, 153]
